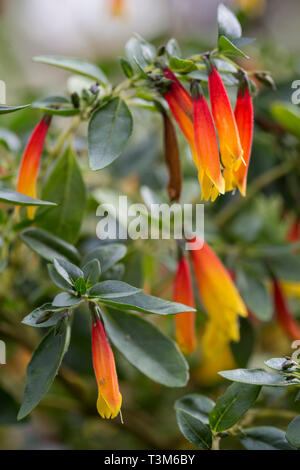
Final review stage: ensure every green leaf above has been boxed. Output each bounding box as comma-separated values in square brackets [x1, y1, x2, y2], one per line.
[0, 104, 30, 114]
[220, 369, 300, 387]
[102, 309, 188, 387]
[33, 55, 108, 85]
[240, 426, 294, 450]
[48, 264, 75, 292]
[218, 35, 249, 58]
[217, 3, 242, 40]
[236, 270, 272, 321]
[176, 409, 212, 449]
[231, 318, 255, 368]
[0, 128, 21, 152]
[119, 57, 134, 78]
[0, 189, 57, 207]
[265, 358, 299, 372]
[271, 102, 300, 140]
[74, 277, 87, 295]
[83, 259, 101, 285]
[20, 228, 80, 264]
[22, 303, 66, 328]
[53, 258, 83, 286]
[286, 416, 300, 448]
[166, 38, 181, 58]
[37, 146, 86, 244]
[174, 394, 215, 424]
[32, 95, 79, 116]
[169, 56, 197, 73]
[82, 243, 127, 273]
[125, 36, 155, 71]
[209, 383, 261, 432]
[98, 292, 196, 315]
[18, 317, 71, 420]
[89, 280, 141, 298]
[88, 98, 133, 170]
[0, 388, 23, 425]
[52, 292, 83, 308]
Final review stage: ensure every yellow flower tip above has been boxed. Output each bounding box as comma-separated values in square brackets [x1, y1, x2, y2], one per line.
[97, 392, 122, 419]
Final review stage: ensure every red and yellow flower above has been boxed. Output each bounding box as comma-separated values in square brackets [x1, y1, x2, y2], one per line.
[92, 316, 122, 419]
[173, 254, 196, 354]
[16, 116, 51, 219]
[273, 279, 300, 341]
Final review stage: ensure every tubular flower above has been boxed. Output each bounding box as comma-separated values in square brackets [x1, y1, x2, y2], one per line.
[173, 255, 196, 354]
[232, 82, 254, 195]
[273, 279, 300, 341]
[190, 239, 247, 354]
[92, 317, 122, 419]
[207, 64, 244, 178]
[162, 68, 223, 201]
[16, 116, 51, 219]
[192, 82, 225, 196]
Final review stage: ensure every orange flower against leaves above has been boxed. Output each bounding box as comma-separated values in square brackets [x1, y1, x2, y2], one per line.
[173, 255, 196, 354]
[232, 84, 254, 196]
[16, 116, 51, 219]
[189, 239, 247, 351]
[192, 83, 225, 196]
[208, 64, 243, 172]
[273, 279, 300, 341]
[287, 220, 300, 243]
[92, 317, 122, 419]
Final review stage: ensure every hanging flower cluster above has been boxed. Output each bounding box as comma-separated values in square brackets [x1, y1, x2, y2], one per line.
[161, 63, 253, 201]
[173, 238, 247, 382]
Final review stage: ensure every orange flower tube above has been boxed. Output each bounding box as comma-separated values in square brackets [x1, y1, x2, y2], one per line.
[232, 83, 254, 196]
[207, 63, 243, 173]
[192, 82, 225, 196]
[16, 116, 51, 219]
[110, 0, 125, 17]
[173, 255, 196, 354]
[92, 317, 122, 419]
[189, 238, 247, 353]
[273, 279, 300, 341]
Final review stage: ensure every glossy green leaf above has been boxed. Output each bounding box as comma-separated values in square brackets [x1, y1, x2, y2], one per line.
[0, 104, 30, 114]
[32, 95, 79, 116]
[174, 394, 215, 424]
[236, 270, 272, 321]
[18, 317, 71, 420]
[119, 57, 134, 78]
[33, 55, 108, 85]
[98, 291, 195, 315]
[166, 38, 181, 58]
[218, 35, 248, 58]
[125, 36, 155, 71]
[265, 358, 299, 372]
[102, 309, 188, 387]
[0, 189, 56, 207]
[169, 57, 197, 73]
[176, 409, 212, 449]
[82, 243, 127, 273]
[37, 146, 86, 244]
[220, 368, 300, 387]
[89, 280, 141, 298]
[53, 258, 83, 286]
[286, 416, 300, 448]
[209, 383, 261, 432]
[88, 98, 133, 170]
[74, 277, 87, 295]
[240, 426, 294, 450]
[20, 228, 80, 264]
[48, 264, 75, 292]
[83, 259, 101, 285]
[22, 303, 66, 328]
[52, 292, 83, 308]
[217, 3, 242, 40]
[271, 102, 300, 140]
[231, 318, 255, 368]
